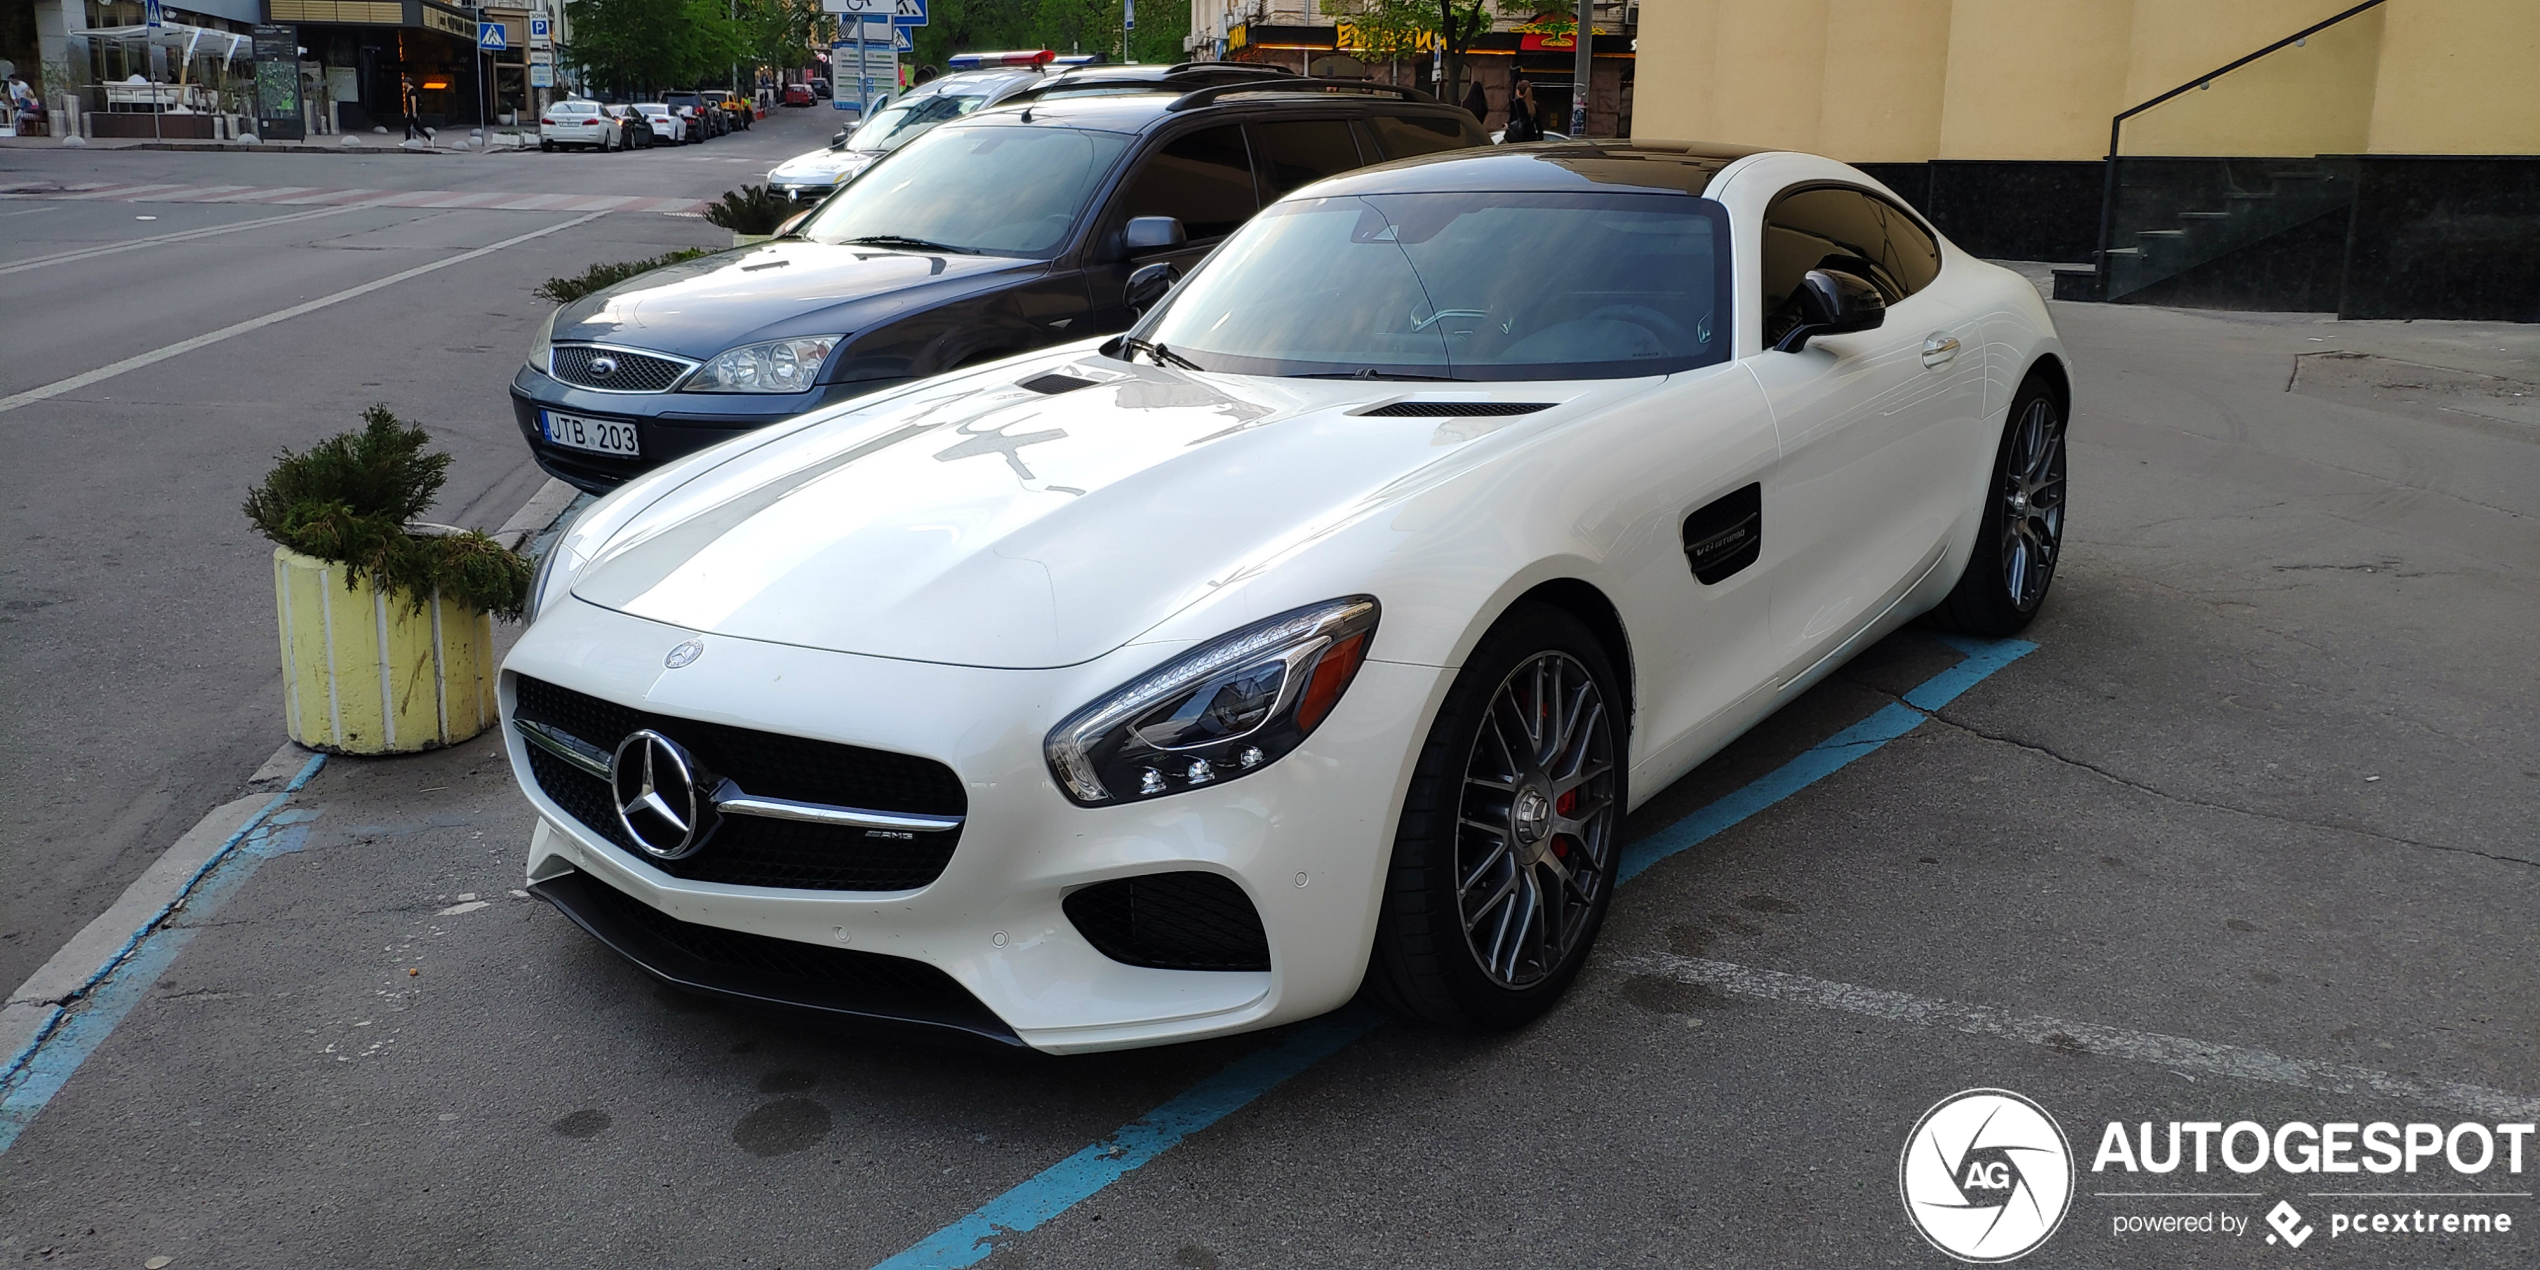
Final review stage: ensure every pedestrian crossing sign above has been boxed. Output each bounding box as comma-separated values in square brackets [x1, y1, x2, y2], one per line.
[479, 22, 507, 51]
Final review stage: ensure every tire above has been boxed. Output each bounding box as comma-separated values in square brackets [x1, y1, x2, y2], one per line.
[1366, 603, 1626, 1030]
[1930, 373, 2068, 636]
[539, 139, 552, 152]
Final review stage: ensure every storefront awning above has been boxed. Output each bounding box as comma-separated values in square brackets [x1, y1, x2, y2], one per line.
[76, 24, 253, 61]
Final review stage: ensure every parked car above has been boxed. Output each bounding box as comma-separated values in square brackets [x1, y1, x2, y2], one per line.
[501, 138, 2071, 1052]
[632, 103, 685, 145]
[719, 91, 754, 129]
[512, 71, 1490, 491]
[539, 99, 616, 151]
[601, 103, 654, 149]
[765, 67, 1049, 205]
[664, 91, 720, 138]
[782, 83, 815, 107]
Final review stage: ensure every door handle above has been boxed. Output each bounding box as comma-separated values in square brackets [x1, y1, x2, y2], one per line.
[1921, 333, 1961, 368]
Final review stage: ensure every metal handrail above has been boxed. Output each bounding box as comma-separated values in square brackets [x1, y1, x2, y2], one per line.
[2091, 0, 2388, 273]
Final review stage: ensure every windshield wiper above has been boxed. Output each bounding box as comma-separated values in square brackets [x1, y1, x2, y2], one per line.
[837, 234, 976, 255]
[1119, 337, 1204, 371]
[1295, 368, 1467, 382]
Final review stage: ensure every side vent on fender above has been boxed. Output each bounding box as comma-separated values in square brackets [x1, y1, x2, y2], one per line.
[1682, 483, 1762, 584]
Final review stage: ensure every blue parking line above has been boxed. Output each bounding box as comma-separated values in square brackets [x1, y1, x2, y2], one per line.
[868, 636, 2038, 1269]
[0, 755, 324, 1155]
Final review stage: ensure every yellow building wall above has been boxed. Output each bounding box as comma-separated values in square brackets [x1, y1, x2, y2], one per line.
[2366, 0, 2540, 154]
[1931, 0, 2134, 160]
[1818, 0, 1953, 163]
[1629, 0, 2537, 160]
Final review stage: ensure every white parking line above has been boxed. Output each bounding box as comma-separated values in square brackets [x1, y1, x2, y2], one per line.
[1616, 951, 2540, 1121]
[0, 210, 607, 417]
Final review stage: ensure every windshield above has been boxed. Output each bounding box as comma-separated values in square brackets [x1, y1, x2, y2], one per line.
[1132, 191, 1732, 381]
[799, 125, 1130, 258]
[841, 90, 993, 154]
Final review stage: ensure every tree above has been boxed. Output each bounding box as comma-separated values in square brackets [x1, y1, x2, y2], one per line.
[563, 0, 751, 94]
[1432, 0, 1492, 104]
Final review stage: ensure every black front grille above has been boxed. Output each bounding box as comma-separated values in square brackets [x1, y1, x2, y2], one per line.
[1361, 401, 1555, 417]
[534, 870, 1017, 1043]
[516, 676, 967, 892]
[550, 345, 693, 392]
[1064, 872, 1271, 972]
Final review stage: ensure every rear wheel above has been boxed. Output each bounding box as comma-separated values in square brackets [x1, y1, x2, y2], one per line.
[1931, 375, 2067, 635]
[1367, 604, 1624, 1030]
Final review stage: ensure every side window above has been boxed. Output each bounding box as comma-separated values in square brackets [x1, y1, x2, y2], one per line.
[1760, 185, 1942, 343]
[1250, 119, 1366, 199]
[1364, 112, 1485, 160]
[1116, 126, 1258, 241]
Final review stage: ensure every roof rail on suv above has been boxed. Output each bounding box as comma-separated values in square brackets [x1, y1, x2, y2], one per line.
[1022, 62, 1299, 100]
[1166, 79, 1437, 112]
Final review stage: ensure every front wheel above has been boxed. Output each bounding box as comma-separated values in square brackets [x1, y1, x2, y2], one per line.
[1931, 375, 2068, 635]
[1367, 604, 1625, 1030]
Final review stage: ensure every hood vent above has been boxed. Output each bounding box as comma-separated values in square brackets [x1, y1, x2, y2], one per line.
[1360, 401, 1555, 417]
[1020, 372, 1102, 395]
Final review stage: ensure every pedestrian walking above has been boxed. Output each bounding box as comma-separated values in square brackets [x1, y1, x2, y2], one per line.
[1503, 78, 1541, 143]
[1461, 78, 1488, 126]
[399, 74, 434, 143]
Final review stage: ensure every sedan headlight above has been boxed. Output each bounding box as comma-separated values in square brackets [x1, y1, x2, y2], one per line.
[680, 335, 843, 393]
[524, 306, 560, 374]
[1045, 597, 1378, 806]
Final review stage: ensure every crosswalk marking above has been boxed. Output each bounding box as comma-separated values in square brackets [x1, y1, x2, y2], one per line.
[0, 182, 708, 214]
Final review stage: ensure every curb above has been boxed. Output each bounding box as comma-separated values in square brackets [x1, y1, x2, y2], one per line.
[0, 752, 325, 1082]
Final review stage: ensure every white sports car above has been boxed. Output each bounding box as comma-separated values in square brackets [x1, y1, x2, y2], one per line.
[503, 141, 2070, 1053]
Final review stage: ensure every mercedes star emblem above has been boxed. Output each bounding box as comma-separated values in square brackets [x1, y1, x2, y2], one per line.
[589, 355, 620, 378]
[610, 730, 713, 859]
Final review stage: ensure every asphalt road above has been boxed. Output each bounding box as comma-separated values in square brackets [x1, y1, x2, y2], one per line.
[0, 105, 844, 994]
[0, 291, 2532, 1268]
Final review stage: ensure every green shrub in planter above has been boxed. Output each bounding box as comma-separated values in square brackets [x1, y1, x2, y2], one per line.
[704, 184, 794, 236]
[244, 405, 531, 620]
[531, 247, 712, 305]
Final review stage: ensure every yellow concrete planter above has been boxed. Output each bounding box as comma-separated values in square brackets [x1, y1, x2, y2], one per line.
[273, 547, 497, 754]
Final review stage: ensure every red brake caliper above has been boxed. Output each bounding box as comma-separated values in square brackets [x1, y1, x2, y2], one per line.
[1552, 789, 1576, 857]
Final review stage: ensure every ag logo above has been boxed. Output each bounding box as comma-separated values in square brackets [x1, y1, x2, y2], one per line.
[1899, 1088, 2074, 1262]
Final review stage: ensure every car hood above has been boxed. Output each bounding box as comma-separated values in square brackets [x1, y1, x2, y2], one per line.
[769, 148, 880, 183]
[565, 352, 1657, 668]
[549, 242, 1041, 361]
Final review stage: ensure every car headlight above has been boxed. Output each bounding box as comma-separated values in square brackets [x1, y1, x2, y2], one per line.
[523, 540, 567, 625]
[1045, 597, 1378, 806]
[525, 306, 560, 374]
[679, 335, 843, 393]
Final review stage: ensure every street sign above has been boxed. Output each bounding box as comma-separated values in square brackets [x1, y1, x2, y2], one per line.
[1124, 0, 1134, 32]
[530, 63, 554, 88]
[144, 0, 163, 28]
[895, 27, 914, 52]
[820, 0, 925, 25]
[478, 22, 507, 51]
[529, 16, 552, 44]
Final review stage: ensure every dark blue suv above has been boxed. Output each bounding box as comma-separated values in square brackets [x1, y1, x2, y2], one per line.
[511, 64, 1487, 491]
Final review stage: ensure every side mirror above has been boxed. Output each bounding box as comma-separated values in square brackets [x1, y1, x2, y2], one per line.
[1122, 216, 1187, 255]
[1126, 261, 1182, 314]
[1773, 268, 1886, 352]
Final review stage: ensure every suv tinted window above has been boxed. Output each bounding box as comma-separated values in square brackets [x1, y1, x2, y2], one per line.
[1252, 119, 1365, 199]
[1364, 112, 1486, 160]
[1761, 185, 1943, 342]
[1117, 125, 1257, 240]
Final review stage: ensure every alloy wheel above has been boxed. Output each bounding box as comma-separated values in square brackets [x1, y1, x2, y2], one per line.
[1453, 651, 1617, 989]
[2000, 396, 2067, 610]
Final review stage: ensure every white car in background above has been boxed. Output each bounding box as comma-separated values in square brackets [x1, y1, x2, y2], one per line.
[539, 99, 616, 151]
[503, 141, 2071, 1054]
[766, 66, 1044, 203]
[633, 103, 686, 145]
